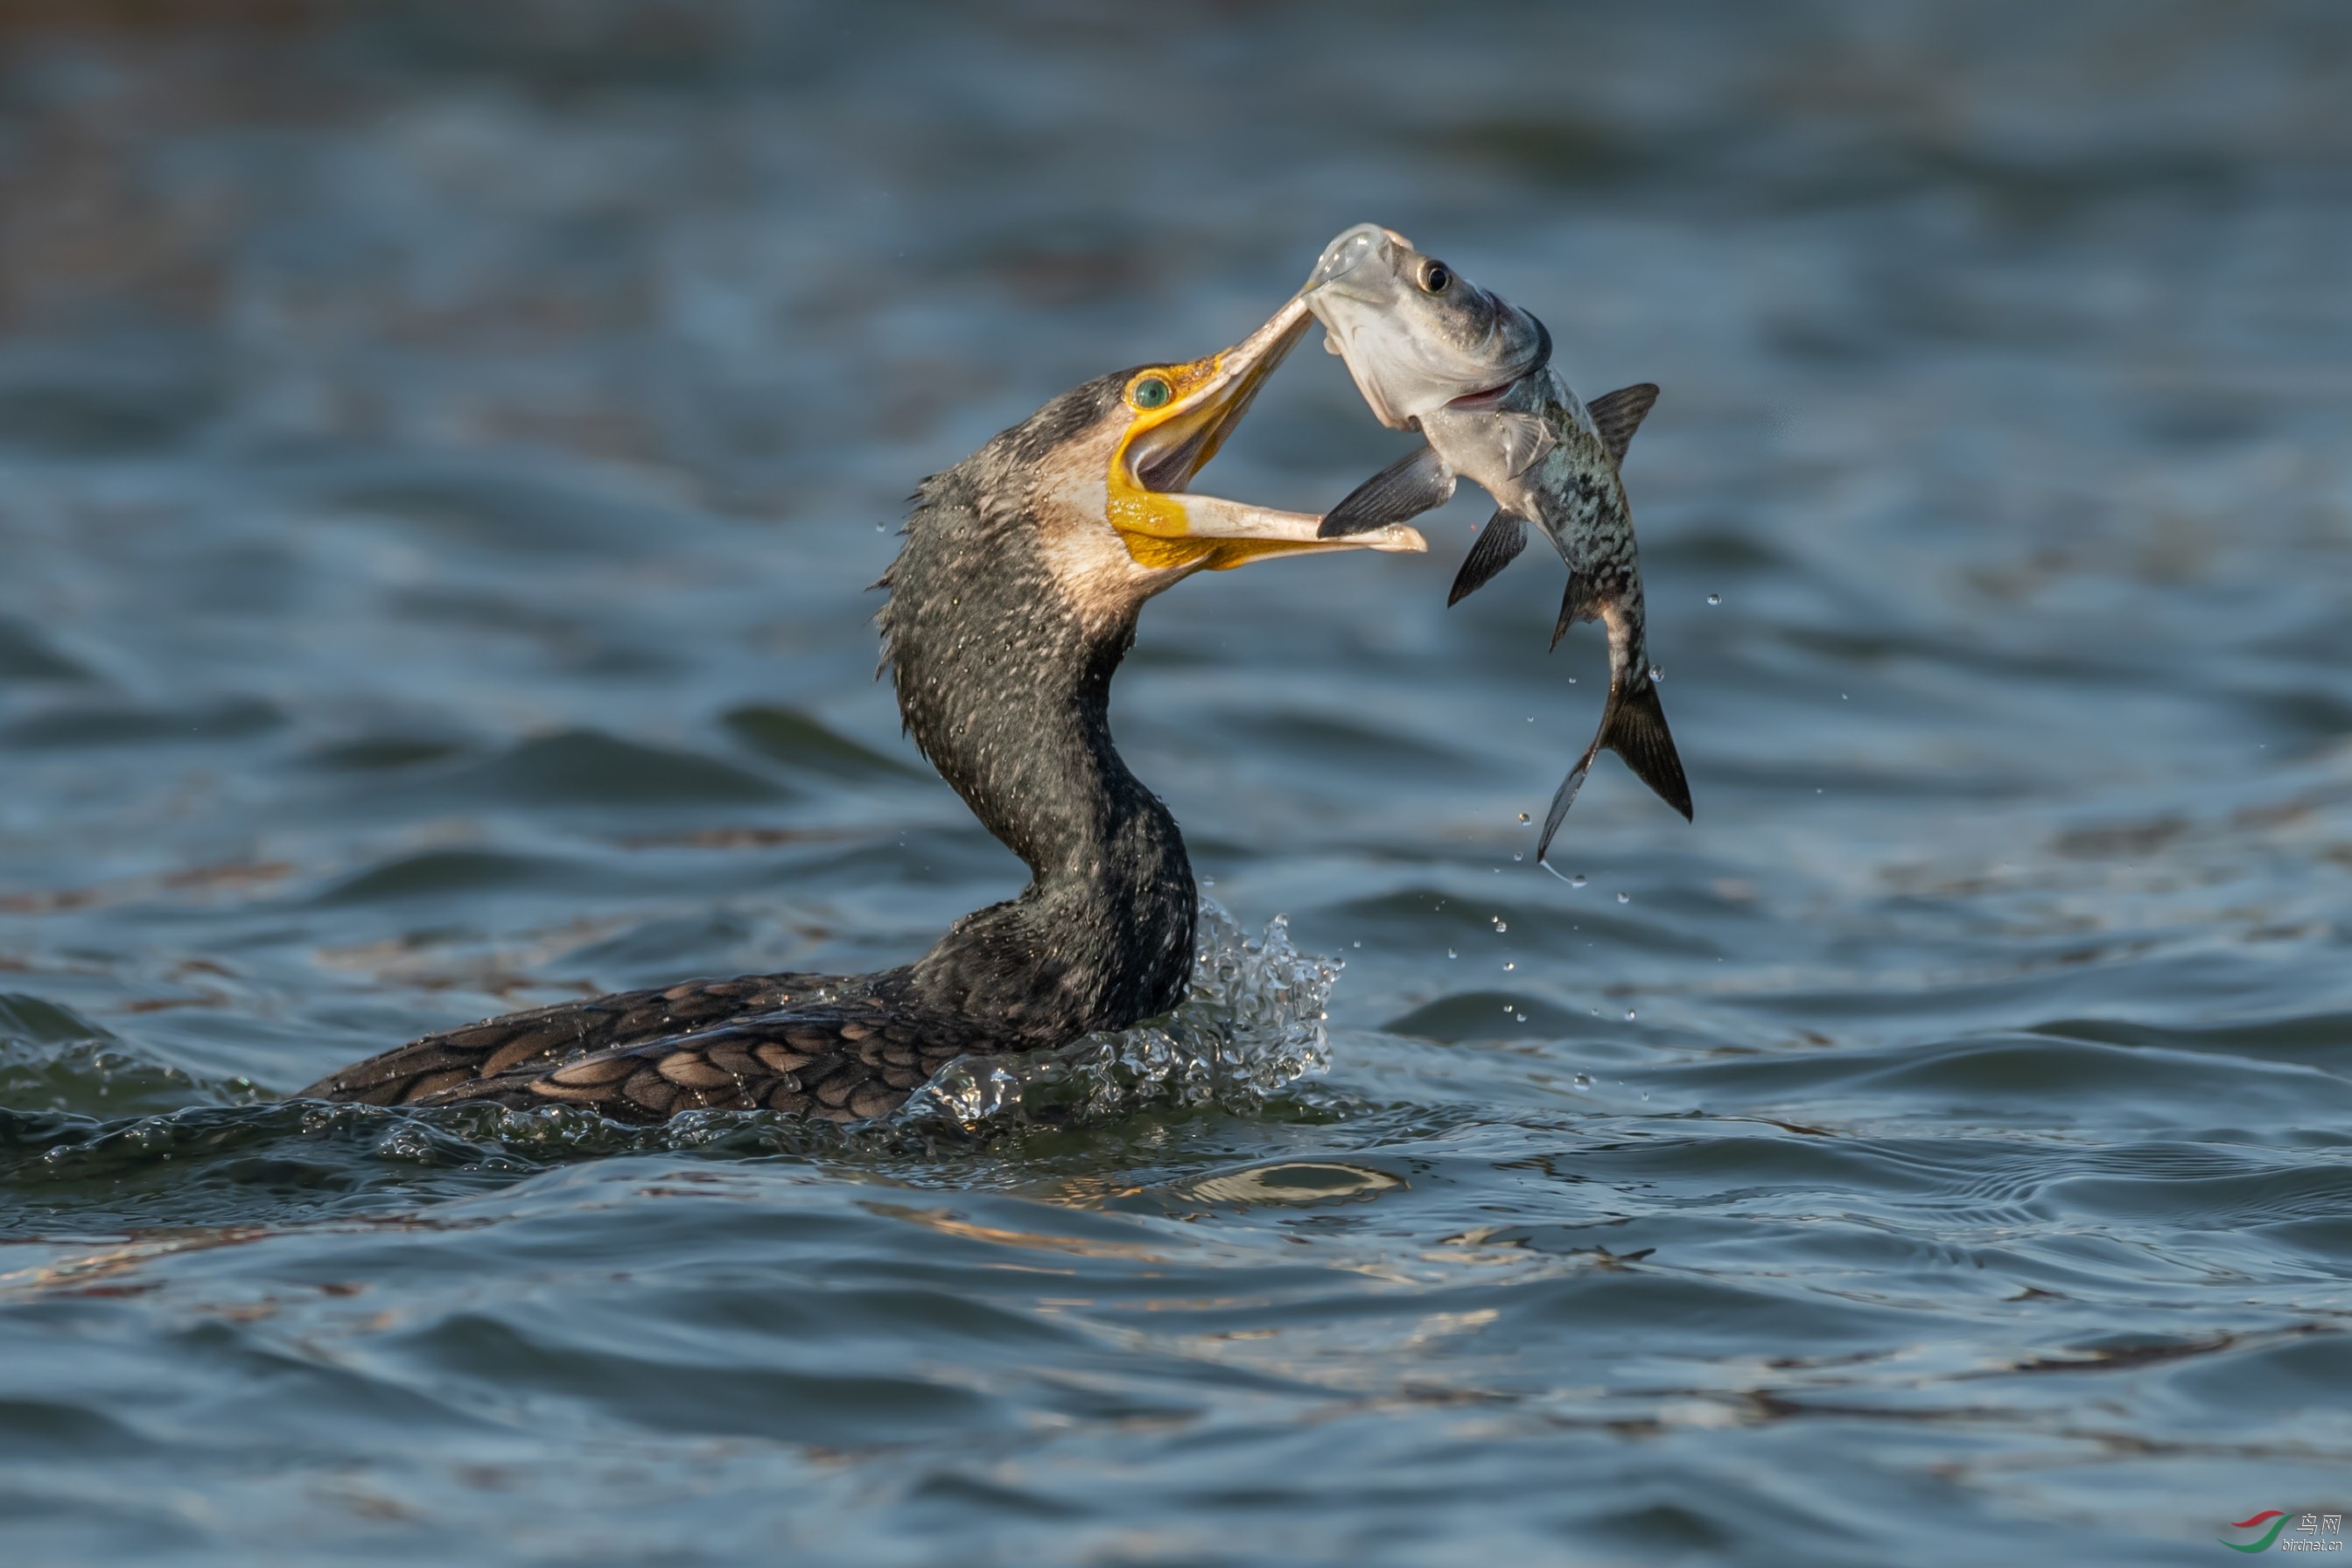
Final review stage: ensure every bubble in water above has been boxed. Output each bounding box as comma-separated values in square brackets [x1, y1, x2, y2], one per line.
[1514, 1011, 1527, 1022]
[1639, 1088, 1652, 1101]
[1616, 891, 1630, 904]
[1571, 874, 1587, 888]
[1352, 941, 1361, 948]
[1512, 852, 1523, 863]
[1572, 1073, 1593, 1092]
[1502, 1003, 1515, 1015]
[1706, 592, 1721, 606]
[1446, 947, 1457, 959]
[1625, 1008, 1638, 1021]
[1517, 812, 1530, 823]
[1492, 917, 1508, 934]
[1503, 961, 1516, 971]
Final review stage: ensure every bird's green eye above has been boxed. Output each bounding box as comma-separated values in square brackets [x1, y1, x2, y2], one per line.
[1131, 376, 1172, 410]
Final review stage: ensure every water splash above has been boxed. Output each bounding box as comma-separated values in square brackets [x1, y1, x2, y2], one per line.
[902, 900, 1338, 1133]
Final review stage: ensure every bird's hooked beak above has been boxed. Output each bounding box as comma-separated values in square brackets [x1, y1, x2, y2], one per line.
[1108, 297, 1427, 572]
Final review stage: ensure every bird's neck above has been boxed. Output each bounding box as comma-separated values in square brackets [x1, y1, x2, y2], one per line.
[878, 472, 1194, 1040]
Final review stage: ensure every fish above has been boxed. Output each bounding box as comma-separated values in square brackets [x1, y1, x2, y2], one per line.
[1300, 223, 1690, 860]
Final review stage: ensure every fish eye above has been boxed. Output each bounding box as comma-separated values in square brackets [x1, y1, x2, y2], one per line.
[1419, 262, 1452, 294]
[1130, 375, 1172, 410]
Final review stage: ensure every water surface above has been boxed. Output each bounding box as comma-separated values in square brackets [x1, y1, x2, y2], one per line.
[3, 4, 2349, 1564]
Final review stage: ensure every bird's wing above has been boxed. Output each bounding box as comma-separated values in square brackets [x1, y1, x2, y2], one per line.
[409, 1009, 990, 1124]
[296, 973, 824, 1107]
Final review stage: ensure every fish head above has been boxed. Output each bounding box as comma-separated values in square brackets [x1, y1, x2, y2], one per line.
[1302, 224, 1550, 429]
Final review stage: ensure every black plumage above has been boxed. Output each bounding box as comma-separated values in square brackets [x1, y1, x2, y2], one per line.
[301, 374, 1197, 1125]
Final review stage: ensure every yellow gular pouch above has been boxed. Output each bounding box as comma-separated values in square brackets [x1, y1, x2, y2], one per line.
[1107, 356, 1320, 573]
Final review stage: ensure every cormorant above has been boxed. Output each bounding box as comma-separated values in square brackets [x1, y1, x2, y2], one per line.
[298, 298, 1424, 1124]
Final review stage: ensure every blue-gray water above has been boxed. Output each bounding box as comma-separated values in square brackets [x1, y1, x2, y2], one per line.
[3, 4, 2349, 1564]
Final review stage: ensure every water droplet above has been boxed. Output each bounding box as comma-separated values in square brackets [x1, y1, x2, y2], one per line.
[874, 522, 886, 532]
[1616, 891, 1630, 904]
[1571, 874, 1587, 888]
[1512, 852, 1523, 863]
[1351, 941, 1362, 948]
[1639, 1088, 1651, 1101]
[1648, 665, 1664, 682]
[1503, 961, 1516, 971]
[1446, 947, 1457, 959]
[1492, 918, 1508, 934]
[1572, 1072, 1593, 1092]
[1517, 812, 1530, 823]
[1706, 592, 1721, 606]
[1567, 676, 1577, 684]
[1625, 1008, 1638, 1021]
[1503, 1003, 1516, 1015]
[1514, 1011, 1527, 1022]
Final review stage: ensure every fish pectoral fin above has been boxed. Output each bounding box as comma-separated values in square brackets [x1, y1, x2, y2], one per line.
[1319, 442, 1457, 538]
[1490, 412, 1556, 477]
[1586, 383, 1659, 468]
[1446, 512, 1530, 605]
[1549, 572, 1605, 650]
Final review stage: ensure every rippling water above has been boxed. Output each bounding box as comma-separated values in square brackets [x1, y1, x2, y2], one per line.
[4, 4, 2350, 1563]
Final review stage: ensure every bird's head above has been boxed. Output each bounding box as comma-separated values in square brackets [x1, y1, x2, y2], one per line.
[984, 296, 1427, 627]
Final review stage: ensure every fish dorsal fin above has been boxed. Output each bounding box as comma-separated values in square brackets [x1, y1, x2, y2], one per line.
[1446, 512, 1529, 606]
[1586, 383, 1659, 467]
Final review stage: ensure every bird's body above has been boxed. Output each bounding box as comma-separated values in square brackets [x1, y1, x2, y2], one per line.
[300, 303, 1424, 1123]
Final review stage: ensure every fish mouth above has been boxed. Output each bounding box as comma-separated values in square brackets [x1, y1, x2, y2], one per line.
[1303, 222, 1414, 301]
[1445, 379, 1519, 411]
[1109, 298, 1427, 569]
[1445, 312, 1550, 409]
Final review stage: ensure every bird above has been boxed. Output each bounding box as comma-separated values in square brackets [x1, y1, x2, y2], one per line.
[297, 298, 1426, 1124]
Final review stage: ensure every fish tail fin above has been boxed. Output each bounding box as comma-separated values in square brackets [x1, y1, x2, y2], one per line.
[1447, 513, 1529, 605]
[1536, 755, 1594, 864]
[1535, 677, 1692, 864]
[1606, 678, 1693, 822]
